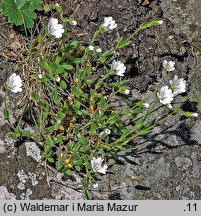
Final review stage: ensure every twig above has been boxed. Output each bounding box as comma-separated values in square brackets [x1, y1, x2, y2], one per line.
[44, 160, 51, 188]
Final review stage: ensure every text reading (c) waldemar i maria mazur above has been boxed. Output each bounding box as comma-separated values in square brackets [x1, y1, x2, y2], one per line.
[20, 202, 139, 212]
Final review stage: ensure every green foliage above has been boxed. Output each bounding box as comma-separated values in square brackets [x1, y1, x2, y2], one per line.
[1, 0, 42, 28]
[3, 107, 9, 120]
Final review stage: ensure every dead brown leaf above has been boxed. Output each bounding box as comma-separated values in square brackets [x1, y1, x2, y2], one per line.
[142, 0, 150, 6]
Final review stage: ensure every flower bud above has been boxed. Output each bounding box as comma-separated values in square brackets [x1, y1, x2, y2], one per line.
[183, 112, 198, 117]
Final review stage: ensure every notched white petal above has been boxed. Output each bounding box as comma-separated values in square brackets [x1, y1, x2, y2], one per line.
[103, 17, 117, 31]
[91, 157, 108, 174]
[169, 75, 186, 96]
[48, 18, 64, 38]
[6, 73, 23, 93]
[163, 60, 175, 72]
[112, 60, 126, 77]
[157, 86, 174, 106]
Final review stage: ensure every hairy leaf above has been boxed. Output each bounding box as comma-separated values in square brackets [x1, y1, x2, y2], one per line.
[2, 0, 42, 28]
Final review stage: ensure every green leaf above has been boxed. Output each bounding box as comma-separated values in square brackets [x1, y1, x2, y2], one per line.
[65, 170, 73, 176]
[77, 134, 86, 145]
[55, 56, 62, 64]
[31, 92, 40, 102]
[54, 119, 62, 130]
[71, 85, 78, 96]
[43, 5, 50, 12]
[10, 131, 21, 139]
[117, 37, 131, 49]
[42, 60, 52, 73]
[85, 161, 91, 169]
[19, 129, 32, 137]
[80, 70, 88, 80]
[136, 101, 145, 107]
[83, 188, 93, 200]
[138, 122, 154, 136]
[108, 113, 121, 125]
[2, 0, 42, 28]
[55, 3, 62, 13]
[10, 127, 21, 138]
[109, 82, 122, 88]
[3, 107, 9, 120]
[80, 109, 89, 116]
[16, 0, 27, 9]
[70, 58, 80, 64]
[51, 90, 60, 104]
[119, 130, 130, 141]
[58, 111, 66, 120]
[98, 50, 114, 63]
[38, 35, 44, 44]
[45, 135, 54, 147]
[133, 119, 144, 130]
[60, 80, 67, 90]
[173, 106, 180, 115]
[62, 101, 69, 112]
[90, 99, 95, 106]
[85, 79, 94, 85]
[33, 135, 40, 142]
[90, 122, 97, 134]
[100, 97, 107, 109]
[70, 40, 78, 49]
[118, 146, 133, 153]
[75, 165, 81, 171]
[47, 157, 54, 163]
[74, 109, 83, 116]
[62, 64, 73, 70]
[74, 100, 81, 109]
[82, 93, 89, 99]
[132, 107, 142, 117]
[55, 65, 65, 74]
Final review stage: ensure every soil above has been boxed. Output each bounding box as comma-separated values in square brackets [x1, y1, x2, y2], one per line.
[0, 0, 201, 200]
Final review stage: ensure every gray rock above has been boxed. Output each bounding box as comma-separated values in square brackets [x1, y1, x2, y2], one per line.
[0, 186, 16, 200]
[175, 155, 193, 171]
[25, 142, 42, 162]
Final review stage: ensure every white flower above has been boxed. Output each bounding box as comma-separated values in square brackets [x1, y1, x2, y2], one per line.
[92, 183, 99, 189]
[143, 103, 150, 108]
[157, 20, 163, 25]
[169, 75, 186, 96]
[96, 48, 102, 53]
[6, 73, 22, 93]
[38, 74, 43, 79]
[91, 157, 108, 174]
[56, 77, 60, 82]
[103, 17, 117, 31]
[105, 129, 111, 135]
[71, 20, 77, 26]
[157, 86, 174, 105]
[192, 113, 198, 117]
[89, 45, 94, 51]
[100, 129, 111, 136]
[163, 60, 175, 71]
[112, 60, 126, 77]
[124, 89, 130, 95]
[48, 18, 64, 38]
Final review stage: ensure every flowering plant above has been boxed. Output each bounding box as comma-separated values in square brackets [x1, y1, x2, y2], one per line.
[3, 4, 198, 198]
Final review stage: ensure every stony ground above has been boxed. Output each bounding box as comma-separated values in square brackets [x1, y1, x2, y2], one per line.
[0, 0, 201, 200]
